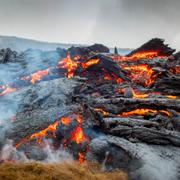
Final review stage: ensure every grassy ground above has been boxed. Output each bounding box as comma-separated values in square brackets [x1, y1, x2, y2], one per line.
[0, 161, 128, 180]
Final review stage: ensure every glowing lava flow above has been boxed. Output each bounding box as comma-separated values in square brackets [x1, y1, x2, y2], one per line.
[131, 89, 149, 98]
[170, 66, 180, 74]
[118, 108, 170, 117]
[30, 121, 59, 144]
[81, 58, 100, 68]
[15, 120, 59, 147]
[110, 51, 167, 61]
[58, 54, 79, 78]
[129, 51, 159, 59]
[78, 152, 85, 164]
[15, 114, 85, 147]
[21, 69, 49, 84]
[70, 126, 87, 144]
[165, 95, 177, 99]
[93, 108, 110, 116]
[0, 86, 17, 96]
[121, 64, 160, 86]
[93, 108, 170, 117]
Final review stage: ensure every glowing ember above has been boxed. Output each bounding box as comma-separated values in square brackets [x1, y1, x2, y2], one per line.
[70, 126, 87, 144]
[60, 114, 83, 125]
[21, 69, 49, 84]
[131, 89, 149, 98]
[165, 95, 177, 99]
[78, 152, 85, 164]
[170, 66, 180, 74]
[76, 115, 83, 123]
[60, 116, 72, 125]
[93, 108, 110, 116]
[29, 120, 59, 144]
[103, 74, 122, 84]
[110, 51, 167, 61]
[118, 108, 170, 116]
[121, 64, 159, 86]
[58, 54, 78, 78]
[0, 86, 17, 96]
[101, 69, 122, 84]
[81, 59, 100, 68]
[15, 114, 84, 148]
[130, 51, 159, 59]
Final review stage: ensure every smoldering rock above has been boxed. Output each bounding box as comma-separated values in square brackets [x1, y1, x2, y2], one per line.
[4, 78, 81, 143]
[127, 38, 176, 57]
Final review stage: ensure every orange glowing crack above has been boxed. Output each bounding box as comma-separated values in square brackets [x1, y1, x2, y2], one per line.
[94, 107, 170, 117]
[60, 116, 72, 125]
[110, 51, 167, 61]
[70, 126, 87, 144]
[0, 86, 17, 96]
[170, 66, 180, 74]
[58, 54, 78, 78]
[93, 108, 110, 116]
[15, 114, 83, 148]
[60, 114, 83, 125]
[78, 152, 85, 164]
[21, 69, 49, 84]
[165, 95, 177, 99]
[118, 108, 170, 116]
[81, 59, 100, 68]
[131, 89, 149, 98]
[130, 51, 159, 59]
[121, 64, 159, 86]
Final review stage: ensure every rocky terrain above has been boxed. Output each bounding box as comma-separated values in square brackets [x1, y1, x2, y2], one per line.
[0, 38, 179, 180]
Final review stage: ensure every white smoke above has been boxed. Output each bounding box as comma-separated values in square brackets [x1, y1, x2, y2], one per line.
[0, 140, 28, 162]
[43, 143, 73, 163]
[0, 139, 73, 164]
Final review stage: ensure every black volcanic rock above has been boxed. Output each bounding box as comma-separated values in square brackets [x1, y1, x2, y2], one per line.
[68, 44, 109, 58]
[127, 38, 176, 57]
[173, 51, 180, 60]
[0, 48, 17, 63]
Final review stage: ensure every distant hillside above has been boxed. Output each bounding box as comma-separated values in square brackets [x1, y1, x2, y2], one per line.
[0, 36, 81, 51]
[0, 35, 132, 55]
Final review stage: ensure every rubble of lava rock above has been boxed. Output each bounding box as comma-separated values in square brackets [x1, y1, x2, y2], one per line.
[0, 38, 180, 180]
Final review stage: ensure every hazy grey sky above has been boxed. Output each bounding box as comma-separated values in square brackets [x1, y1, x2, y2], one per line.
[0, 0, 180, 49]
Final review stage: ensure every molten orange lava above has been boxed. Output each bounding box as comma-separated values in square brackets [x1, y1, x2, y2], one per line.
[76, 114, 83, 123]
[15, 120, 59, 148]
[131, 89, 149, 98]
[170, 66, 180, 74]
[60, 116, 72, 125]
[60, 114, 83, 125]
[0, 86, 17, 96]
[78, 152, 85, 164]
[58, 54, 78, 78]
[110, 51, 167, 61]
[70, 126, 87, 144]
[81, 59, 100, 68]
[103, 74, 122, 84]
[93, 108, 110, 116]
[121, 64, 159, 86]
[21, 69, 49, 84]
[30, 121, 59, 144]
[118, 108, 170, 116]
[130, 51, 159, 59]
[165, 95, 177, 99]
[15, 114, 84, 148]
